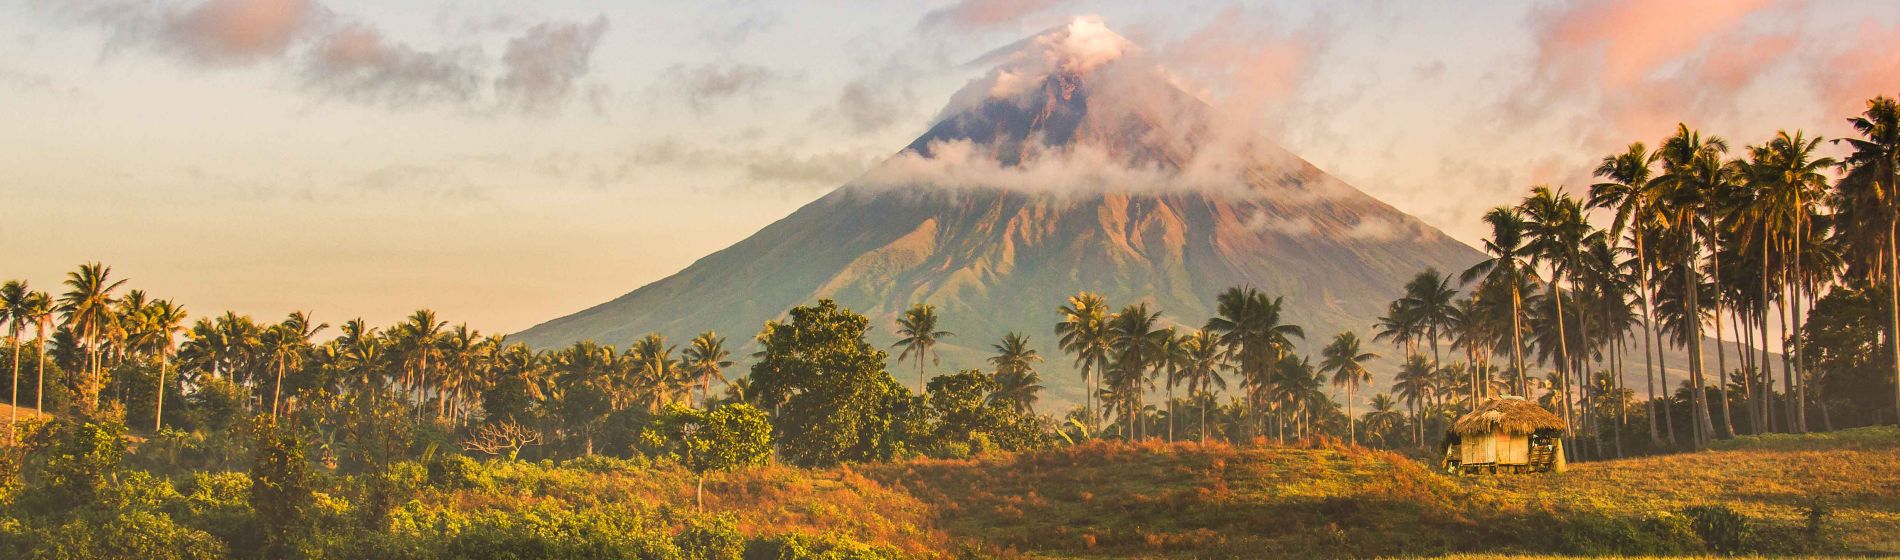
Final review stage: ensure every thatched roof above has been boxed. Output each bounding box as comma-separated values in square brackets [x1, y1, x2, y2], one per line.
[1451, 396, 1564, 436]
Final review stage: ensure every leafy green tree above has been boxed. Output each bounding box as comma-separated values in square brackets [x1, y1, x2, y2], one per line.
[248, 419, 314, 558]
[924, 370, 1046, 456]
[751, 300, 910, 467]
[641, 402, 772, 510]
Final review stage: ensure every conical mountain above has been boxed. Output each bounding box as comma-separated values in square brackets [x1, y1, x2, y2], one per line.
[515, 20, 1485, 403]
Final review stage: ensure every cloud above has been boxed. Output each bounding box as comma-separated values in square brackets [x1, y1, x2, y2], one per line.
[916, 0, 1074, 33]
[33, 0, 610, 115]
[656, 62, 784, 113]
[533, 141, 874, 193]
[1508, 0, 1799, 143]
[1816, 22, 1900, 118]
[497, 16, 610, 115]
[160, 0, 320, 65]
[300, 23, 481, 107]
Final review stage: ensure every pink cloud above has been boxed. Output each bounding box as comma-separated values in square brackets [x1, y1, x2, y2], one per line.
[162, 0, 321, 65]
[1819, 22, 1900, 119]
[1516, 0, 1800, 145]
[917, 0, 1073, 32]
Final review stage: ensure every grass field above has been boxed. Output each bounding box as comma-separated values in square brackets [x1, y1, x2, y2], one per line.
[412, 427, 1900, 558]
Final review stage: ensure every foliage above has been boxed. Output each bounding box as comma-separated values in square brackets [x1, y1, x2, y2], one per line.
[750, 300, 912, 467]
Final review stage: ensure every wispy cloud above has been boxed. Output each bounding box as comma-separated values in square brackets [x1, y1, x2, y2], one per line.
[32, 0, 610, 115]
[655, 61, 786, 114]
[916, 0, 1075, 33]
[497, 17, 610, 115]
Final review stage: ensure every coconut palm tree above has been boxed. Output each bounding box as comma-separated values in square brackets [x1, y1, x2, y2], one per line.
[1057, 292, 1112, 430]
[1108, 303, 1169, 440]
[22, 291, 52, 414]
[1402, 269, 1458, 384]
[140, 299, 187, 431]
[1589, 142, 1670, 445]
[391, 310, 447, 418]
[60, 263, 126, 413]
[2, 280, 27, 434]
[683, 331, 733, 408]
[632, 333, 686, 411]
[1653, 124, 1730, 447]
[1742, 130, 1835, 433]
[1521, 186, 1594, 439]
[987, 332, 1043, 414]
[892, 303, 953, 393]
[1392, 355, 1434, 445]
[1461, 206, 1537, 395]
[1363, 393, 1405, 446]
[1206, 287, 1303, 438]
[1832, 96, 1900, 426]
[1176, 328, 1226, 443]
[1320, 331, 1378, 445]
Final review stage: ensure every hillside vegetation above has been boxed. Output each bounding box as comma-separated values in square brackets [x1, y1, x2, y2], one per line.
[853, 427, 1900, 558]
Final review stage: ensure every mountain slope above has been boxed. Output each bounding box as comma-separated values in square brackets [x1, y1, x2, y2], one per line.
[515, 20, 1484, 401]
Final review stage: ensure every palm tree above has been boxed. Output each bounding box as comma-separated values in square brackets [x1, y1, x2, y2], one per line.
[2, 280, 27, 435]
[1521, 185, 1595, 451]
[21, 291, 52, 414]
[892, 303, 953, 393]
[1392, 355, 1434, 445]
[60, 263, 126, 413]
[1176, 328, 1227, 443]
[631, 333, 684, 411]
[1206, 287, 1303, 439]
[1107, 304, 1169, 440]
[987, 332, 1043, 414]
[1363, 393, 1405, 446]
[141, 299, 187, 431]
[683, 332, 733, 408]
[392, 310, 446, 419]
[1320, 331, 1378, 445]
[1833, 96, 1900, 426]
[1402, 269, 1457, 386]
[1743, 130, 1835, 433]
[1057, 292, 1112, 430]
[1653, 124, 1730, 447]
[1461, 207, 1535, 394]
[1589, 143, 1670, 445]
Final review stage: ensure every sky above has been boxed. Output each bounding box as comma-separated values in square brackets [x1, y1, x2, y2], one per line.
[2, 0, 1897, 335]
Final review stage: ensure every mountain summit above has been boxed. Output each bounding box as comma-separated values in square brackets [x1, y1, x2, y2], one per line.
[515, 20, 1483, 402]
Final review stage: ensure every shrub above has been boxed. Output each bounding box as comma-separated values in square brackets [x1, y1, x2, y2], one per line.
[427, 452, 488, 490]
[1682, 505, 1751, 555]
[676, 514, 746, 560]
[744, 532, 904, 560]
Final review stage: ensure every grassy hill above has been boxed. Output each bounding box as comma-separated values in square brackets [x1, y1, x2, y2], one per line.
[401, 427, 1900, 558]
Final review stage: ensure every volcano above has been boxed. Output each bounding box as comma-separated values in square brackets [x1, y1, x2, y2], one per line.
[515, 20, 1485, 403]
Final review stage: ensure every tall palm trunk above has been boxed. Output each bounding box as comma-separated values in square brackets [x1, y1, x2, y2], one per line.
[1551, 277, 1576, 460]
[36, 321, 48, 413]
[155, 351, 168, 432]
[1512, 283, 1528, 395]
[1710, 242, 1736, 438]
[9, 328, 19, 440]
[1760, 235, 1775, 433]
[1635, 228, 1665, 446]
[1889, 219, 1899, 427]
[1684, 251, 1716, 448]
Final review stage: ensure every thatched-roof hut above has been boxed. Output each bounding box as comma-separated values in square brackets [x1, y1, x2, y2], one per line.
[1442, 396, 1565, 474]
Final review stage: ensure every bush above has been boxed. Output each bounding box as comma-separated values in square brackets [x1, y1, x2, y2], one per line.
[1682, 505, 1751, 555]
[744, 532, 904, 560]
[676, 514, 746, 560]
[427, 452, 488, 490]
